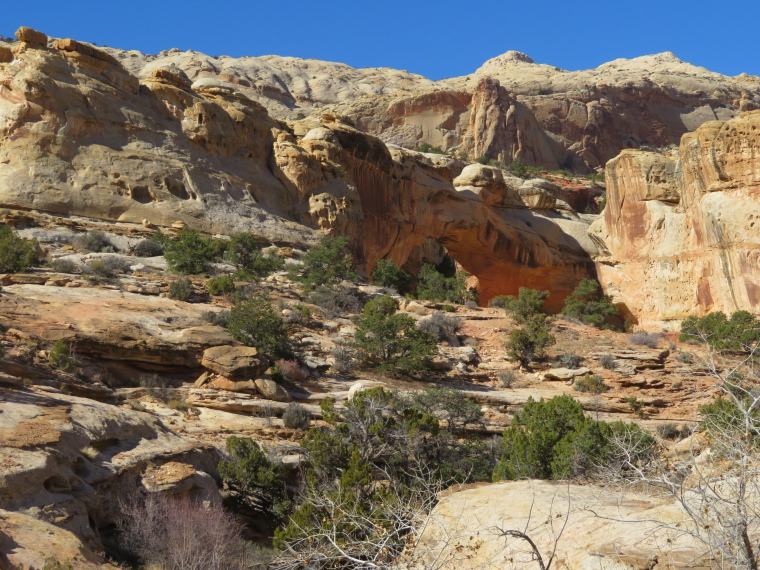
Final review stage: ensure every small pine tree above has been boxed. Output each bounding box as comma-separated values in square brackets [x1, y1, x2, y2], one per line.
[561, 278, 619, 329]
[371, 259, 413, 294]
[227, 296, 291, 360]
[290, 235, 357, 290]
[0, 223, 38, 273]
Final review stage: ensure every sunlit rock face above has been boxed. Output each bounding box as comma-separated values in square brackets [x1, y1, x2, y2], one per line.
[591, 110, 760, 329]
[0, 29, 599, 307]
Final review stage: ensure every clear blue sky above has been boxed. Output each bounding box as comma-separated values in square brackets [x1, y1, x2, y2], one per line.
[4, 0, 758, 79]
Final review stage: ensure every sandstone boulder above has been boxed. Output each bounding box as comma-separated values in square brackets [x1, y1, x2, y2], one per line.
[453, 163, 522, 207]
[141, 461, 221, 505]
[201, 345, 269, 379]
[540, 366, 591, 381]
[15, 26, 47, 46]
[254, 378, 292, 402]
[409, 480, 709, 569]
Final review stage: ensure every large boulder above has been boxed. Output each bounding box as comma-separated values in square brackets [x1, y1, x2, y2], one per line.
[408, 480, 710, 569]
[254, 378, 292, 402]
[201, 345, 269, 379]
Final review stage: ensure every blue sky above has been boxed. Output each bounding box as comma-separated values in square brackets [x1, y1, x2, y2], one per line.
[4, 0, 758, 79]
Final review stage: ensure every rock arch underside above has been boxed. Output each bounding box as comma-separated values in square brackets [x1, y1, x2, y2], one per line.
[2, 30, 760, 324]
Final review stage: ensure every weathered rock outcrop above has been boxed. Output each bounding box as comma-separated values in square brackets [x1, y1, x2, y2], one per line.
[0, 29, 598, 306]
[409, 480, 711, 569]
[591, 110, 760, 328]
[94, 42, 760, 172]
[0, 33, 312, 242]
[0, 386, 220, 565]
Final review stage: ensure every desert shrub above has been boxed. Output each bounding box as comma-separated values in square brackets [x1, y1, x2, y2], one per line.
[289, 235, 357, 290]
[504, 158, 542, 179]
[441, 304, 455, 312]
[76, 230, 116, 253]
[86, 256, 131, 278]
[164, 227, 223, 274]
[625, 396, 646, 419]
[119, 493, 254, 570]
[41, 560, 75, 570]
[353, 295, 437, 374]
[288, 303, 312, 322]
[218, 436, 291, 523]
[307, 285, 364, 315]
[49, 258, 79, 274]
[497, 369, 517, 388]
[680, 310, 760, 353]
[227, 296, 291, 360]
[372, 259, 413, 294]
[557, 353, 582, 369]
[574, 374, 609, 394]
[417, 311, 462, 341]
[502, 288, 550, 324]
[274, 388, 497, 566]
[416, 263, 476, 304]
[629, 331, 662, 348]
[504, 292, 555, 367]
[599, 354, 617, 369]
[49, 339, 76, 372]
[417, 142, 446, 154]
[494, 394, 654, 480]
[207, 274, 235, 296]
[561, 278, 620, 329]
[278, 359, 309, 383]
[488, 295, 511, 308]
[402, 386, 483, 435]
[676, 351, 694, 364]
[203, 310, 230, 327]
[282, 402, 311, 429]
[224, 233, 284, 280]
[330, 336, 356, 374]
[656, 423, 691, 441]
[133, 238, 165, 257]
[168, 276, 194, 301]
[0, 223, 38, 273]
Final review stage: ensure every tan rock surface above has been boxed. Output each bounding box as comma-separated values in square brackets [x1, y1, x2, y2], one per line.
[98, 41, 760, 172]
[0, 386, 219, 562]
[1, 284, 233, 367]
[410, 480, 710, 569]
[201, 345, 269, 379]
[592, 110, 760, 328]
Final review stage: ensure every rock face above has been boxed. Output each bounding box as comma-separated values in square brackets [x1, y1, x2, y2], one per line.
[107, 44, 760, 172]
[0, 386, 220, 565]
[0, 33, 312, 242]
[410, 480, 710, 569]
[0, 30, 599, 307]
[591, 110, 760, 329]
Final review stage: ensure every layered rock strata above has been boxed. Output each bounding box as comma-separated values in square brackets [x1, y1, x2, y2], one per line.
[591, 110, 760, 328]
[0, 29, 600, 307]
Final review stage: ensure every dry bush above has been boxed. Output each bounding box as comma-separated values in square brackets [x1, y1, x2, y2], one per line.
[629, 331, 662, 348]
[119, 494, 258, 570]
[278, 359, 309, 383]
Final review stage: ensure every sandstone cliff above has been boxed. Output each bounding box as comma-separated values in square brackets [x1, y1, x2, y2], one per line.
[0, 29, 599, 307]
[591, 110, 760, 329]
[102, 41, 760, 172]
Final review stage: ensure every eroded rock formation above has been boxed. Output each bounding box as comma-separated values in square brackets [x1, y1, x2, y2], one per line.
[591, 110, 760, 329]
[109, 39, 760, 172]
[0, 29, 600, 307]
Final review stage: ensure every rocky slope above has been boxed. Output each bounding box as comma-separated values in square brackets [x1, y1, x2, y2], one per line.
[101, 41, 760, 171]
[0, 210, 725, 567]
[592, 110, 760, 329]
